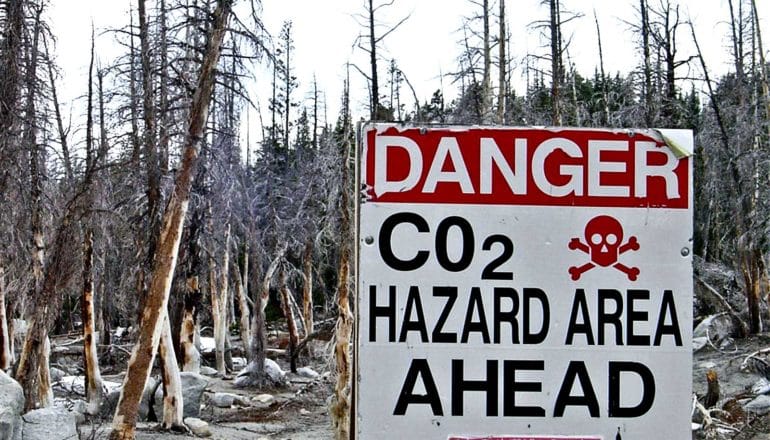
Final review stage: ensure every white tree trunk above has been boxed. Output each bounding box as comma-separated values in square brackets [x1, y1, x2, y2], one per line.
[159, 316, 183, 428]
[0, 266, 11, 370]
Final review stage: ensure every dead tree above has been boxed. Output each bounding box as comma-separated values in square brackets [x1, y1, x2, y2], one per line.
[109, 1, 232, 437]
[82, 25, 104, 416]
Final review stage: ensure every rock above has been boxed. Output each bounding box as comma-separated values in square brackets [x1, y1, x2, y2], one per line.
[200, 366, 218, 376]
[232, 357, 247, 369]
[70, 400, 88, 424]
[265, 358, 286, 382]
[184, 417, 211, 437]
[745, 395, 770, 415]
[254, 394, 275, 404]
[209, 392, 249, 408]
[22, 407, 77, 440]
[139, 376, 161, 420]
[100, 388, 121, 419]
[693, 314, 735, 347]
[692, 336, 708, 352]
[200, 336, 216, 354]
[753, 378, 770, 395]
[152, 372, 210, 419]
[297, 367, 320, 379]
[49, 367, 66, 382]
[0, 370, 24, 440]
[300, 408, 310, 415]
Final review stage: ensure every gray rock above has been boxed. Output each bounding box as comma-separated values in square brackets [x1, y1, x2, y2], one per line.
[693, 314, 735, 346]
[254, 394, 275, 404]
[139, 376, 161, 421]
[209, 392, 249, 408]
[152, 372, 210, 419]
[22, 407, 77, 440]
[184, 417, 211, 437]
[200, 366, 218, 376]
[50, 367, 67, 382]
[745, 395, 770, 415]
[297, 366, 320, 378]
[232, 357, 247, 370]
[265, 358, 286, 383]
[0, 370, 23, 440]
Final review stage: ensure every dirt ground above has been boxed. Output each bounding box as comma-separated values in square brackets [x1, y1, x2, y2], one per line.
[70, 336, 336, 440]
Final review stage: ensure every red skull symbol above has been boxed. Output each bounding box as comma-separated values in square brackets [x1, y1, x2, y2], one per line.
[585, 215, 623, 267]
[568, 215, 640, 281]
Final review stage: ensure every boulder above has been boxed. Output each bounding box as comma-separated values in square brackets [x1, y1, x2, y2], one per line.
[297, 367, 320, 379]
[200, 366, 218, 376]
[693, 314, 735, 348]
[21, 407, 77, 440]
[152, 372, 210, 419]
[49, 367, 66, 383]
[185, 417, 211, 437]
[0, 370, 23, 440]
[209, 392, 249, 408]
[745, 395, 770, 415]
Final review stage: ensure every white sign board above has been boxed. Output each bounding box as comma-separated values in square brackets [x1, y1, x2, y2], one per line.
[355, 124, 692, 440]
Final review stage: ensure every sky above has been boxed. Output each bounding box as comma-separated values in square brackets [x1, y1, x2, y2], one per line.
[47, 0, 770, 143]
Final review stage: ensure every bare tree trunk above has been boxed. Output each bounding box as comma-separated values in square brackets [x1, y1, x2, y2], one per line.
[209, 257, 225, 375]
[640, 0, 654, 126]
[302, 240, 314, 338]
[180, 276, 201, 372]
[481, 0, 491, 123]
[83, 227, 104, 414]
[109, 2, 232, 437]
[278, 268, 299, 373]
[0, 266, 9, 370]
[158, 316, 183, 429]
[497, 0, 506, 124]
[549, 0, 563, 125]
[331, 134, 353, 440]
[233, 253, 251, 360]
[368, 0, 379, 119]
[594, 10, 610, 125]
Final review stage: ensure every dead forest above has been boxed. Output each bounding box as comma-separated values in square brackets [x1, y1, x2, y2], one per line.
[0, 0, 768, 439]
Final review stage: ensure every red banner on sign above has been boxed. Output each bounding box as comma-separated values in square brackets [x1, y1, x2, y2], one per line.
[363, 126, 689, 209]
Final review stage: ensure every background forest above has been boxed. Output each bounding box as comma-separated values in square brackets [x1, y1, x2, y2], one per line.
[0, 0, 768, 439]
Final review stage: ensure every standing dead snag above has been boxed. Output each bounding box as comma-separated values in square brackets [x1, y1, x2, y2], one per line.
[180, 276, 201, 372]
[278, 267, 299, 373]
[302, 240, 314, 338]
[331, 136, 353, 439]
[82, 227, 104, 415]
[0, 266, 10, 371]
[232, 255, 251, 360]
[109, 2, 232, 438]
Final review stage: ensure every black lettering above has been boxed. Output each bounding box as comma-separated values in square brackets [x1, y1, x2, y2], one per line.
[399, 286, 429, 342]
[566, 289, 594, 345]
[554, 361, 600, 417]
[609, 361, 656, 417]
[654, 290, 682, 346]
[627, 289, 650, 346]
[598, 289, 623, 345]
[494, 287, 519, 344]
[379, 212, 429, 271]
[481, 234, 514, 280]
[370, 285, 396, 342]
[451, 359, 498, 416]
[393, 359, 443, 416]
[523, 288, 549, 344]
[461, 287, 490, 343]
[503, 360, 545, 417]
[435, 216, 474, 272]
[432, 287, 458, 343]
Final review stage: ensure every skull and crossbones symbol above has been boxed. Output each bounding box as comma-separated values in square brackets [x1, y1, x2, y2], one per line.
[568, 215, 640, 281]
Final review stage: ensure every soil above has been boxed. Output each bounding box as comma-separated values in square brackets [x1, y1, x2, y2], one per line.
[61, 328, 770, 439]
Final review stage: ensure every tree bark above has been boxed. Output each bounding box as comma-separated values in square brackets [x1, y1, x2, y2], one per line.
[158, 316, 184, 429]
[497, 0, 506, 124]
[109, 2, 232, 437]
[278, 268, 299, 373]
[83, 227, 104, 415]
[179, 276, 201, 372]
[233, 253, 251, 360]
[302, 240, 314, 338]
[0, 266, 9, 370]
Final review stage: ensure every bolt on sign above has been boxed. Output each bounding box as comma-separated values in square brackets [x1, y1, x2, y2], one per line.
[355, 124, 692, 439]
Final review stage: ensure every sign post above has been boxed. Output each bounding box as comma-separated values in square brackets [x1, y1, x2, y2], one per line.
[355, 124, 692, 439]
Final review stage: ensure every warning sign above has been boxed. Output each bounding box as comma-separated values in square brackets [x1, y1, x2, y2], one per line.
[355, 124, 693, 439]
